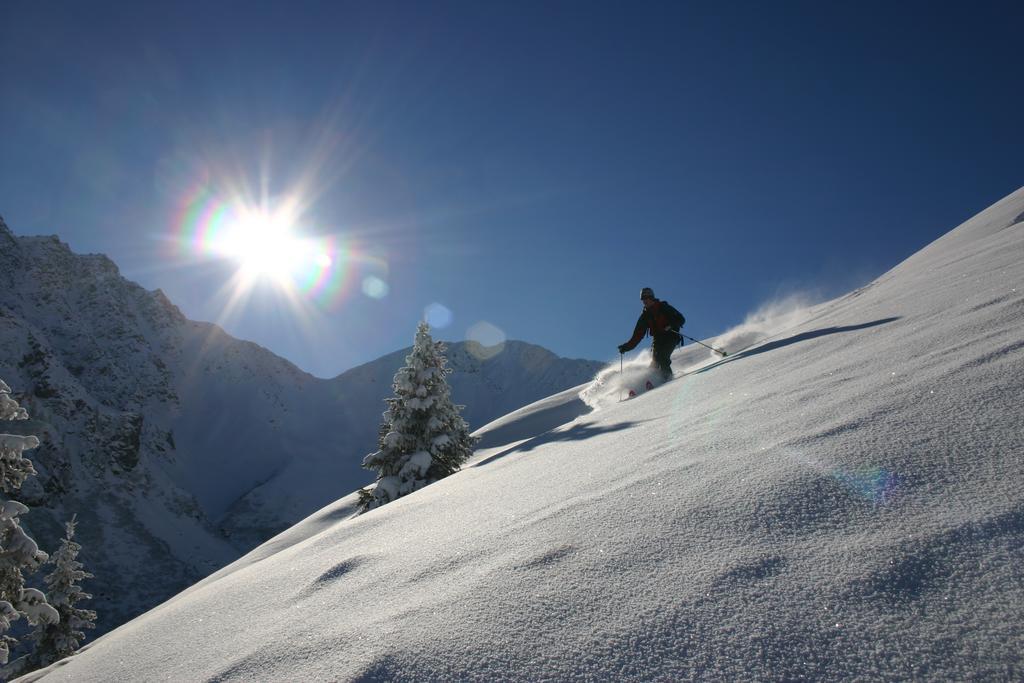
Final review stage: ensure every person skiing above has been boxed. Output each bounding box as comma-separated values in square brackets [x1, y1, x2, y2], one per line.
[618, 287, 685, 381]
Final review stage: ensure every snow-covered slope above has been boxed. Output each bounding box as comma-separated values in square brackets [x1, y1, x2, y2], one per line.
[214, 340, 604, 548]
[26, 187, 1023, 681]
[0, 219, 602, 635]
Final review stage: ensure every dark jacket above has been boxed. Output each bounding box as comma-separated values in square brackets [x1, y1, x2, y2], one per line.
[621, 299, 685, 352]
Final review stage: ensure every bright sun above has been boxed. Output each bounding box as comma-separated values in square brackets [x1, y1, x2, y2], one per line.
[176, 180, 370, 329]
[213, 209, 308, 283]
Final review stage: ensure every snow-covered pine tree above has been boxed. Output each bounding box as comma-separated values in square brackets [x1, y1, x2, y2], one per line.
[29, 515, 96, 668]
[0, 378, 58, 666]
[359, 322, 477, 511]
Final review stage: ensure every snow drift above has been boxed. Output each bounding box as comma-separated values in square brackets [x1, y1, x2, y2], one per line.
[22, 187, 1024, 681]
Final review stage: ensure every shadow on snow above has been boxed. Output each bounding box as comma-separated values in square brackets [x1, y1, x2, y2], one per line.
[690, 317, 901, 377]
[474, 419, 652, 468]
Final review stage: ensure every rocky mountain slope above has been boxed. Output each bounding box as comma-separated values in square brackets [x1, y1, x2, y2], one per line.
[0, 216, 603, 635]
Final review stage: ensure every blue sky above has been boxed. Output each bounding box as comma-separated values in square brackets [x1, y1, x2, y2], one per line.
[2, 1, 1022, 377]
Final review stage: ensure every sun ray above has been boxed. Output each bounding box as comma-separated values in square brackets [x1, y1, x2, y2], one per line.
[162, 124, 406, 355]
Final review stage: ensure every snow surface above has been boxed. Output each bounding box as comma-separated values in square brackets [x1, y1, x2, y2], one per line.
[22, 187, 1024, 680]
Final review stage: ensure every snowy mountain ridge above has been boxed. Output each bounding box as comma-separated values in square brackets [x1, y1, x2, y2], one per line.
[20, 186, 1023, 681]
[0, 216, 603, 636]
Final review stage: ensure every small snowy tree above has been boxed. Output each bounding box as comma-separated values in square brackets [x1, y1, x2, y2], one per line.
[359, 322, 477, 511]
[29, 516, 96, 667]
[0, 378, 58, 666]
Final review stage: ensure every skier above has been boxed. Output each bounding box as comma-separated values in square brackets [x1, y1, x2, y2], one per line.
[618, 287, 685, 382]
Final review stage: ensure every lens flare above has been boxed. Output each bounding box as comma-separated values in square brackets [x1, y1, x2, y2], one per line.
[175, 186, 239, 259]
[466, 321, 506, 359]
[362, 276, 389, 299]
[171, 184, 388, 312]
[833, 466, 900, 505]
[294, 235, 359, 311]
[425, 302, 453, 329]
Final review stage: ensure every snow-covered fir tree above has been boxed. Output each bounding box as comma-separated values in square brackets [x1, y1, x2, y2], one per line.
[360, 322, 477, 511]
[0, 378, 58, 666]
[28, 515, 96, 669]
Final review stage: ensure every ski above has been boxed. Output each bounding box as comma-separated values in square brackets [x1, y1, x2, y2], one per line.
[625, 379, 658, 399]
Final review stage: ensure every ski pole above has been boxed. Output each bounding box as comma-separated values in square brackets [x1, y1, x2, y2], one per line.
[681, 334, 728, 356]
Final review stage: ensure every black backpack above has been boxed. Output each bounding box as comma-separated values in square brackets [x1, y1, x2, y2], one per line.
[664, 301, 685, 345]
